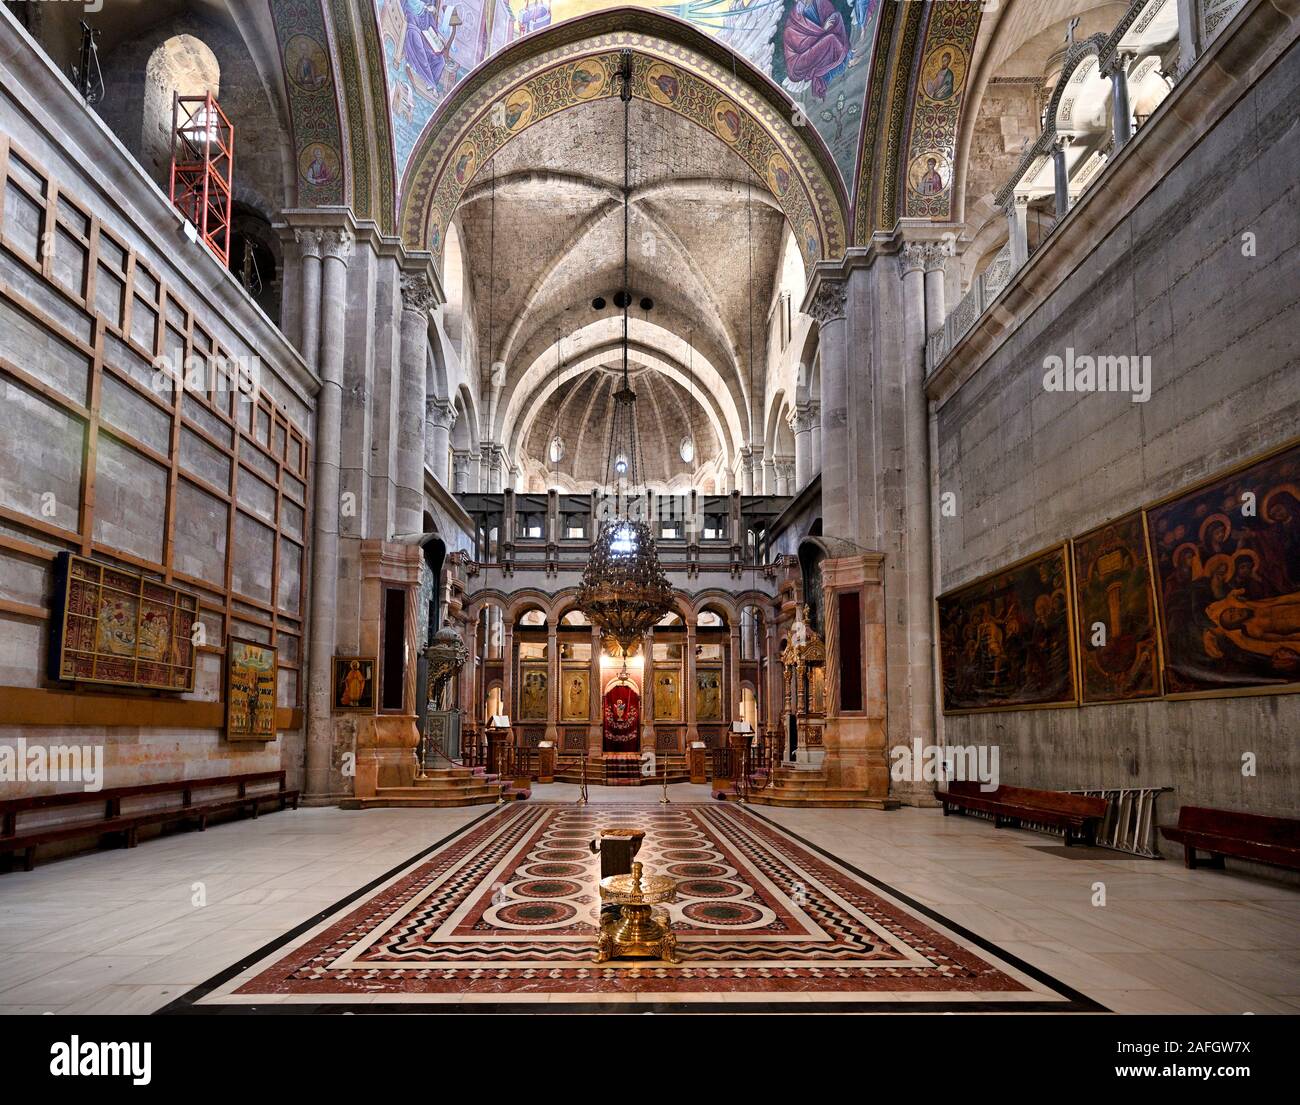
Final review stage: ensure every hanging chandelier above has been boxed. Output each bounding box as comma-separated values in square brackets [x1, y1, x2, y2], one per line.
[576, 50, 673, 656]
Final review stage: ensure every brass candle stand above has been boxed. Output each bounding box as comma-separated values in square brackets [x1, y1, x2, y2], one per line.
[596, 861, 678, 964]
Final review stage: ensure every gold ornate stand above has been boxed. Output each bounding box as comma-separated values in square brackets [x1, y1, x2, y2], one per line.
[596, 861, 678, 964]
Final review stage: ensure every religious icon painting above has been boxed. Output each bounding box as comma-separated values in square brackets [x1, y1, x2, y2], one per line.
[298, 142, 340, 187]
[653, 668, 683, 722]
[1071, 514, 1161, 704]
[569, 58, 606, 101]
[645, 61, 681, 106]
[226, 637, 278, 742]
[712, 97, 742, 144]
[501, 87, 535, 133]
[284, 34, 330, 94]
[452, 139, 477, 186]
[520, 663, 548, 721]
[332, 656, 376, 712]
[696, 669, 723, 722]
[1146, 440, 1300, 697]
[937, 545, 1078, 713]
[561, 668, 589, 722]
[766, 152, 793, 198]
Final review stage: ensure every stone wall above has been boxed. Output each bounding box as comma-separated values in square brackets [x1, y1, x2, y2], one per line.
[933, 33, 1300, 844]
[0, 12, 315, 799]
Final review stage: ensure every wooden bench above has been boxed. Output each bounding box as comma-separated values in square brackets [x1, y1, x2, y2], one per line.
[1, 770, 299, 872]
[1159, 806, 1300, 872]
[939, 781, 1109, 846]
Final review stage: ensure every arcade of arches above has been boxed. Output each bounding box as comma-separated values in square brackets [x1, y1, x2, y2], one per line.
[0, 0, 1297, 1020]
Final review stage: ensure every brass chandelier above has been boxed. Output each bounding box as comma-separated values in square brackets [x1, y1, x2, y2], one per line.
[575, 51, 673, 656]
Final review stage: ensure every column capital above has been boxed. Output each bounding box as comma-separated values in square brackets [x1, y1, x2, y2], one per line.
[805, 278, 847, 325]
[788, 404, 813, 435]
[426, 395, 457, 429]
[294, 227, 324, 259]
[320, 228, 354, 263]
[400, 271, 437, 315]
[898, 242, 928, 277]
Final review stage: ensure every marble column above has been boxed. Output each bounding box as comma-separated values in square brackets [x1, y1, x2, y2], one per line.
[305, 227, 353, 802]
[805, 279, 849, 537]
[425, 397, 456, 488]
[1176, 0, 1201, 77]
[397, 272, 435, 538]
[501, 622, 514, 725]
[685, 620, 698, 744]
[589, 626, 603, 755]
[764, 616, 781, 738]
[1107, 54, 1133, 149]
[642, 629, 656, 753]
[1052, 136, 1072, 218]
[923, 246, 946, 332]
[728, 623, 742, 724]
[545, 620, 558, 744]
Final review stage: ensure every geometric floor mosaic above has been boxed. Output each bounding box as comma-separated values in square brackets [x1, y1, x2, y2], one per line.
[168, 803, 1104, 1012]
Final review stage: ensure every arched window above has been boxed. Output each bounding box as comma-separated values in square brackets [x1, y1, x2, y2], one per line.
[143, 35, 221, 188]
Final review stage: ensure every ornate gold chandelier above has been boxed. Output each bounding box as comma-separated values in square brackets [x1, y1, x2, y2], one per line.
[575, 51, 673, 655]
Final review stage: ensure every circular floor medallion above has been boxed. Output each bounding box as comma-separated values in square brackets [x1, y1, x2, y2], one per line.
[514, 878, 583, 899]
[661, 849, 716, 861]
[535, 849, 588, 862]
[676, 878, 743, 899]
[523, 862, 586, 878]
[495, 900, 578, 926]
[682, 901, 764, 926]
[665, 862, 729, 879]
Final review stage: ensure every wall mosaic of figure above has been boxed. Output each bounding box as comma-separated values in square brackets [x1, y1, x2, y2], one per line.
[939, 440, 1300, 714]
[1071, 513, 1161, 704]
[898, 0, 982, 219]
[1148, 441, 1300, 697]
[376, 0, 883, 193]
[938, 545, 1077, 713]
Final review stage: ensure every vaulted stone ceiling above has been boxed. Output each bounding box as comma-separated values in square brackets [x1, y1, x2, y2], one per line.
[456, 95, 789, 488]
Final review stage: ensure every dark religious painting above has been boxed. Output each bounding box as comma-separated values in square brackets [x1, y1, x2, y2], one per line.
[1147, 443, 1300, 695]
[226, 638, 278, 741]
[937, 545, 1077, 712]
[1071, 514, 1161, 703]
[332, 656, 375, 712]
[48, 552, 197, 692]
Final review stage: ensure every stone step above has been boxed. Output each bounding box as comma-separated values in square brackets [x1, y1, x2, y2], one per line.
[362, 783, 502, 800]
[338, 792, 505, 810]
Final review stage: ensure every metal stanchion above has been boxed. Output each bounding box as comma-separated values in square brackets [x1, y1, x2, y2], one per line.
[578, 752, 589, 806]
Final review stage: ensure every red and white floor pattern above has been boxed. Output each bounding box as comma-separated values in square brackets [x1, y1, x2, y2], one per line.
[179, 803, 1100, 1011]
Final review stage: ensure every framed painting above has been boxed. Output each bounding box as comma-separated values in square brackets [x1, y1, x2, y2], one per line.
[48, 552, 198, 692]
[226, 637, 278, 741]
[1146, 440, 1300, 697]
[696, 669, 723, 722]
[1071, 513, 1162, 703]
[519, 663, 548, 721]
[653, 668, 682, 722]
[332, 655, 376, 712]
[937, 544, 1078, 713]
[560, 668, 589, 721]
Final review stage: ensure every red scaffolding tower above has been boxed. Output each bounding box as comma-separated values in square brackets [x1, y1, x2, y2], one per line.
[169, 92, 234, 266]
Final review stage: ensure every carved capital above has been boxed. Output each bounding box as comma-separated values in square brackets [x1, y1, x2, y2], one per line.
[294, 227, 323, 260]
[921, 243, 949, 273]
[401, 271, 437, 315]
[898, 243, 928, 277]
[320, 228, 354, 262]
[426, 396, 457, 429]
[806, 279, 847, 325]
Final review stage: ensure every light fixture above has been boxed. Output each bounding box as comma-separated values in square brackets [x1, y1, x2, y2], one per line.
[549, 435, 564, 463]
[679, 436, 695, 464]
[575, 50, 673, 657]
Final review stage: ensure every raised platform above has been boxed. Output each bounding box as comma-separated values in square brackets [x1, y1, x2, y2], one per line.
[339, 766, 513, 809]
[554, 753, 690, 787]
[717, 764, 900, 810]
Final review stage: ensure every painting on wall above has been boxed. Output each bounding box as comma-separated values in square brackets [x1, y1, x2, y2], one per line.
[48, 552, 198, 692]
[561, 668, 589, 721]
[1071, 514, 1161, 703]
[653, 668, 682, 721]
[375, 0, 884, 191]
[1147, 442, 1300, 696]
[520, 663, 549, 720]
[332, 656, 377, 712]
[226, 638, 278, 741]
[696, 668, 723, 722]
[937, 545, 1077, 713]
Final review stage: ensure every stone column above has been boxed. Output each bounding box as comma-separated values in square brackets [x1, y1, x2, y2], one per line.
[728, 623, 742, 724]
[790, 405, 812, 490]
[1005, 195, 1030, 269]
[893, 243, 940, 806]
[738, 447, 754, 495]
[1052, 136, 1072, 218]
[642, 629, 656, 753]
[804, 279, 849, 536]
[764, 616, 781, 738]
[452, 449, 472, 493]
[761, 456, 776, 495]
[293, 228, 322, 370]
[1176, 0, 1201, 76]
[589, 626, 602, 755]
[809, 402, 822, 478]
[1106, 54, 1133, 149]
[397, 272, 436, 538]
[305, 227, 353, 802]
[425, 397, 456, 488]
[501, 622, 514, 724]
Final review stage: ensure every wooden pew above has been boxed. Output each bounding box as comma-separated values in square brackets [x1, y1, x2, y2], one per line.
[1159, 806, 1300, 872]
[1, 770, 299, 872]
[939, 782, 1109, 846]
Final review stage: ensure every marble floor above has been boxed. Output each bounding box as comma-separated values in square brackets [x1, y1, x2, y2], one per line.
[1, 783, 1297, 1014]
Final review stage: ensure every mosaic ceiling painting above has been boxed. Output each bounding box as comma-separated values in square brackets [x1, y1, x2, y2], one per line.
[374, 0, 884, 194]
